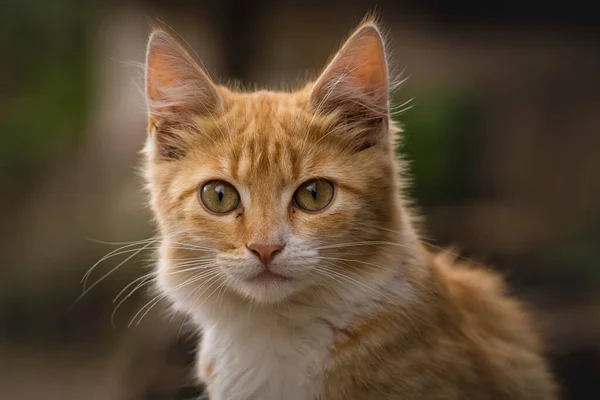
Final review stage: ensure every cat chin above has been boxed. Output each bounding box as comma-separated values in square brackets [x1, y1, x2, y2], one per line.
[233, 281, 300, 304]
[224, 276, 315, 305]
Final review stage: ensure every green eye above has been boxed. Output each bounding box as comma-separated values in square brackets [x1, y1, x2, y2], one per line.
[199, 180, 240, 214]
[293, 179, 335, 212]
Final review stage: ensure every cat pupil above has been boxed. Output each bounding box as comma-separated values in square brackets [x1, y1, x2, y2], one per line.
[216, 185, 224, 203]
[308, 183, 317, 200]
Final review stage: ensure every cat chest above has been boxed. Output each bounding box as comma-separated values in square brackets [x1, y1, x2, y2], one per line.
[199, 320, 334, 400]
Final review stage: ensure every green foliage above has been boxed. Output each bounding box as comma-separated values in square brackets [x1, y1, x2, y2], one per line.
[0, 0, 93, 181]
[394, 89, 482, 206]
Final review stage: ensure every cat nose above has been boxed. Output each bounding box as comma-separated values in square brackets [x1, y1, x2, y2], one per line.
[247, 243, 284, 266]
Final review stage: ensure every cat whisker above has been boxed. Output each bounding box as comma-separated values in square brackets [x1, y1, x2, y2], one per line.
[189, 272, 228, 312]
[86, 236, 160, 246]
[111, 263, 216, 327]
[72, 240, 158, 311]
[79, 244, 205, 297]
[319, 255, 436, 300]
[319, 255, 435, 297]
[111, 273, 156, 327]
[316, 256, 397, 273]
[353, 223, 488, 269]
[82, 238, 161, 288]
[82, 237, 217, 293]
[316, 261, 391, 301]
[113, 271, 157, 304]
[113, 261, 215, 305]
[172, 270, 225, 332]
[311, 266, 359, 295]
[389, 98, 414, 117]
[315, 240, 413, 251]
[130, 269, 220, 327]
[216, 274, 231, 307]
[167, 258, 217, 270]
[175, 273, 221, 339]
[168, 268, 222, 326]
[172, 267, 221, 306]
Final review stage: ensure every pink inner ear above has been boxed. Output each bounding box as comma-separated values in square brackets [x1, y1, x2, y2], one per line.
[311, 25, 389, 114]
[146, 47, 179, 103]
[145, 31, 222, 121]
[146, 32, 187, 105]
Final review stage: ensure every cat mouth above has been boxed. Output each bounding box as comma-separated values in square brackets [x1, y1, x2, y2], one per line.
[246, 269, 294, 283]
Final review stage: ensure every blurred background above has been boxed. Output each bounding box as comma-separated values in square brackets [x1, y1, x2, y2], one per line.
[1, 0, 599, 398]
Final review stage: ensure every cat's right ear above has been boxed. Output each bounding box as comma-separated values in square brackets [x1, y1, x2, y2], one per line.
[145, 30, 222, 132]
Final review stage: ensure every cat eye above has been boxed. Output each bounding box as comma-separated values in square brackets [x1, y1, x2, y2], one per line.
[293, 179, 335, 212]
[199, 180, 240, 214]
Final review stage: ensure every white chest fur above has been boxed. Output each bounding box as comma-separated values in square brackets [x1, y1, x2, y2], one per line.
[199, 311, 335, 400]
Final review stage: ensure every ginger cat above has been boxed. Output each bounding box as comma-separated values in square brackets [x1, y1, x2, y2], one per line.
[142, 17, 557, 400]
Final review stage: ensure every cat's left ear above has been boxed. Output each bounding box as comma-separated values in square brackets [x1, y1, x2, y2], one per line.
[310, 22, 389, 149]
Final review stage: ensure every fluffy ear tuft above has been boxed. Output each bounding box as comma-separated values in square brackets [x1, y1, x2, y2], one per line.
[145, 30, 222, 159]
[310, 22, 390, 150]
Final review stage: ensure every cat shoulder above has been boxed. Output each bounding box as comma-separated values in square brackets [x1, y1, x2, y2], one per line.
[433, 249, 541, 350]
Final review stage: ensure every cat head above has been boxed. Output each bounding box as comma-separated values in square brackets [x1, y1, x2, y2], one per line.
[144, 20, 410, 306]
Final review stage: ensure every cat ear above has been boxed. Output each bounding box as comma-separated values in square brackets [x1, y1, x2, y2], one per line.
[310, 23, 389, 149]
[145, 29, 222, 127]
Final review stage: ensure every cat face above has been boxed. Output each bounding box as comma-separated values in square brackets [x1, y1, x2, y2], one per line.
[145, 23, 404, 304]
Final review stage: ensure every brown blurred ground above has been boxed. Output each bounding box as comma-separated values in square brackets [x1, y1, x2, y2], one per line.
[1, 1, 599, 399]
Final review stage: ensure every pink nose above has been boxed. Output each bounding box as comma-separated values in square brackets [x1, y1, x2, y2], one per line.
[247, 243, 283, 266]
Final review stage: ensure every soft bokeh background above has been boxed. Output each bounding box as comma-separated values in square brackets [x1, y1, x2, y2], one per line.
[1, 1, 599, 398]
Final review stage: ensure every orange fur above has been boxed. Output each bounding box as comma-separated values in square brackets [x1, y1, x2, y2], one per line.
[322, 254, 557, 399]
[143, 18, 556, 399]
